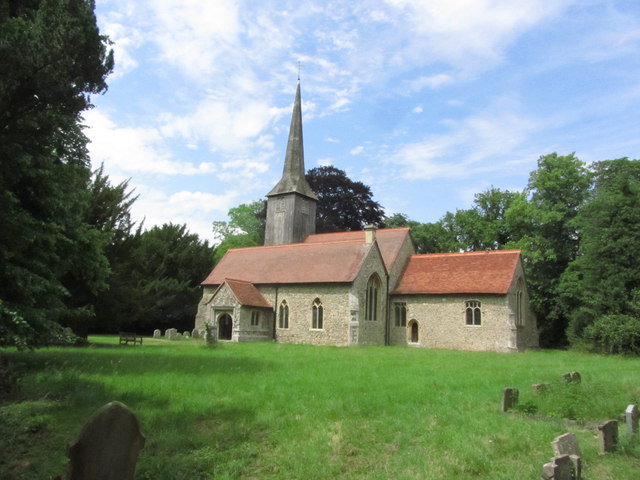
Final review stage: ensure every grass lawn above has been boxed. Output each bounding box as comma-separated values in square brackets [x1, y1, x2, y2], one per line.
[1, 337, 639, 479]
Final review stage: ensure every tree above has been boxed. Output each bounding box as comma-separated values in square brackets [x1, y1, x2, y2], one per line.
[306, 166, 385, 233]
[212, 200, 266, 263]
[0, 0, 113, 347]
[560, 158, 640, 351]
[383, 213, 460, 253]
[505, 153, 592, 347]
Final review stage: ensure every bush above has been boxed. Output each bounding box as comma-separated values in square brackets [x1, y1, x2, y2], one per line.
[584, 314, 640, 355]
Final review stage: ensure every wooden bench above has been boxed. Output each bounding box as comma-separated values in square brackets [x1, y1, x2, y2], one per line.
[118, 332, 143, 346]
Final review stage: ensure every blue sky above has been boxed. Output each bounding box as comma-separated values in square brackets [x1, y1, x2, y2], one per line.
[87, 0, 640, 243]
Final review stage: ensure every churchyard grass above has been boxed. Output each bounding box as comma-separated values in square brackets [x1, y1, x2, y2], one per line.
[1, 338, 639, 479]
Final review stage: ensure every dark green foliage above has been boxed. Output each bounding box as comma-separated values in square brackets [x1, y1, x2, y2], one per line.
[561, 159, 640, 350]
[583, 315, 640, 355]
[306, 166, 385, 233]
[0, 0, 113, 347]
[96, 224, 215, 334]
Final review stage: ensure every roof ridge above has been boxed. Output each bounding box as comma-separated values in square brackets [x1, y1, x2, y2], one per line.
[411, 249, 521, 258]
[227, 238, 365, 253]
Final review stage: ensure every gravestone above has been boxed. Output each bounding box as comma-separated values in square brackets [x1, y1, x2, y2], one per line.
[501, 387, 519, 412]
[562, 371, 581, 384]
[183, 331, 190, 338]
[67, 401, 145, 480]
[626, 404, 639, 435]
[152, 329, 161, 338]
[541, 455, 573, 480]
[191, 329, 200, 339]
[176, 332, 182, 339]
[165, 328, 177, 340]
[532, 383, 549, 393]
[597, 420, 618, 453]
[551, 433, 582, 479]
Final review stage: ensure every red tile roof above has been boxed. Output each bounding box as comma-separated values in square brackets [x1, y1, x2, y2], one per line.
[304, 228, 411, 270]
[223, 278, 272, 308]
[392, 250, 521, 295]
[202, 240, 371, 286]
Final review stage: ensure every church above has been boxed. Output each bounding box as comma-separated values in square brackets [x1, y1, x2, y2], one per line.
[194, 83, 539, 352]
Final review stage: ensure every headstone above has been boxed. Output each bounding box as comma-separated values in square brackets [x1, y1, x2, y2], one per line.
[165, 328, 177, 340]
[501, 387, 519, 412]
[176, 332, 182, 339]
[551, 432, 581, 457]
[541, 455, 573, 480]
[562, 371, 581, 384]
[626, 404, 639, 435]
[191, 329, 200, 339]
[67, 401, 145, 480]
[152, 329, 161, 338]
[597, 420, 618, 453]
[532, 383, 550, 393]
[183, 331, 190, 338]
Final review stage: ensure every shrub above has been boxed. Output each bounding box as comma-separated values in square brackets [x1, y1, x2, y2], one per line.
[584, 314, 640, 355]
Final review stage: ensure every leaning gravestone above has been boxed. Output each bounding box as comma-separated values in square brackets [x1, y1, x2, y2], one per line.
[626, 404, 639, 435]
[598, 420, 618, 453]
[501, 387, 519, 412]
[165, 328, 178, 340]
[541, 455, 573, 480]
[551, 433, 582, 479]
[152, 329, 161, 338]
[67, 401, 145, 480]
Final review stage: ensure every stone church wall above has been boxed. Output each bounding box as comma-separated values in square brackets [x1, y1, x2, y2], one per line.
[389, 293, 515, 352]
[387, 235, 415, 293]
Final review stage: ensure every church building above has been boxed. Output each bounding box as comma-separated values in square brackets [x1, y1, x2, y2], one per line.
[194, 83, 539, 352]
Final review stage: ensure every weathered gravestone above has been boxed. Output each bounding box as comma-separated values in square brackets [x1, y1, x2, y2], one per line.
[191, 328, 200, 339]
[626, 404, 639, 435]
[551, 433, 582, 479]
[597, 420, 618, 453]
[532, 383, 550, 393]
[562, 371, 581, 384]
[67, 401, 145, 480]
[165, 328, 178, 340]
[541, 455, 573, 480]
[183, 331, 190, 338]
[176, 332, 182, 339]
[152, 329, 161, 338]
[501, 387, 519, 412]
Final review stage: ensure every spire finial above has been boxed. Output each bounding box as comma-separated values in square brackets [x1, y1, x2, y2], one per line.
[297, 61, 304, 81]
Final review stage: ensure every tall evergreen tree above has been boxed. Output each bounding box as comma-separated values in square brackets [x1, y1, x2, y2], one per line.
[0, 0, 113, 346]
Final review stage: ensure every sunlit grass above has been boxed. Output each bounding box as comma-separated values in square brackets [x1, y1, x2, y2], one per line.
[1, 338, 639, 479]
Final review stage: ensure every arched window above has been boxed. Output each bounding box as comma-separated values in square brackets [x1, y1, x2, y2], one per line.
[465, 300, 482, 326]
[278, 300, 289, 329]
[515, 280, 524, 327]
[311, 298, 323, 329]
[365, 274, 381, 321]
[394, 302, 407, 327]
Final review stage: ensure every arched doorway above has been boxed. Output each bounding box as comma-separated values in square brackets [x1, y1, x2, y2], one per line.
[218, 313, 233, 340]
[408, 319, 419, 344]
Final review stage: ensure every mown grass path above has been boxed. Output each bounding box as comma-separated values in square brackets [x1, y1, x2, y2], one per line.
[1, 337, 639, 479]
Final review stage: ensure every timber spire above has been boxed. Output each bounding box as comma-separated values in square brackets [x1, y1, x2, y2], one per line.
[267, 82, 317, 200]
[264, 81, 318, 246]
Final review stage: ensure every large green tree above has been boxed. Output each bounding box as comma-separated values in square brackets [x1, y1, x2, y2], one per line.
[506, 153, 592, 347]
[212, 200, 266, 263]
[0, 0, 113, 347]
[560, 158, 640, 351]
[306, 166, 385, 233]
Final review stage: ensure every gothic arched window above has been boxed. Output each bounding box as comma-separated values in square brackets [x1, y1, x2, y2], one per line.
[365, 274, 381, 321]
[279, 300, 289, 329]
[465, 300, 482, 326]
[311, 298, 323, 329]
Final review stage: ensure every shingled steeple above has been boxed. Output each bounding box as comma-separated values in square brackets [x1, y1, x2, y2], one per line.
[264, 82, 318, 245]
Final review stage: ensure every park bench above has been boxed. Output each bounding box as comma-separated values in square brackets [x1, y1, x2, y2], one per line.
[119, 332, 143, 346]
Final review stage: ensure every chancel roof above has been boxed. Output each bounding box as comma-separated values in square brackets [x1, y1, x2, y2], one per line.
[202, 240, 373, 286]
[392, 250, 521, 295]
[221, 278, 272, 308]
[304, 227, 411, 271]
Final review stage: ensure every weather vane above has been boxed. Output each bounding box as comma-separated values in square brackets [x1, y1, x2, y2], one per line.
[297, 61, 304, 81]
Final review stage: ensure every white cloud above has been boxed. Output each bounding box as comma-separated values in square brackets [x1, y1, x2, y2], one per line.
[409, 74, 453, 91]
[350, 145, 365, 155]
[412, 106, 423, 114]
